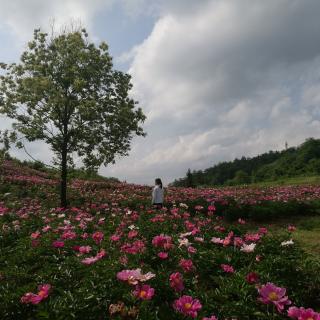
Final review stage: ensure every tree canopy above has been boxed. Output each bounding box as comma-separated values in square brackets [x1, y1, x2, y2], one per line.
[0, 28, 146, 206]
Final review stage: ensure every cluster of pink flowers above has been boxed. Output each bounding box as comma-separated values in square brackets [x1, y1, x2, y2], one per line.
[288, 306, 320, 319]
[120, 240, 146, 254]
[152, 234, 174, 250]
[21, 284, 51, 304]
[81, 249, 106, 265]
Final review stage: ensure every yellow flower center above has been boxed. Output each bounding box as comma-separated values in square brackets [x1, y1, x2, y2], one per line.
[139, 290, 147, 298]
[184, 303, 192, 310]
[268, 292, 278, 301]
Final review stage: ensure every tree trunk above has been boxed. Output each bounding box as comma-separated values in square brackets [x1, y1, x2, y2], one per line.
[60, 147, 68, 208]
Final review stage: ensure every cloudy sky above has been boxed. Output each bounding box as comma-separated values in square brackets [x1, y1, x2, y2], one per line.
[1, 0, 320, 185]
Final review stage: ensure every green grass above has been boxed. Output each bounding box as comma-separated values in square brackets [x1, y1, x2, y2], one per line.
[246, 215, 320, 256]
[249, 175, 320, 187]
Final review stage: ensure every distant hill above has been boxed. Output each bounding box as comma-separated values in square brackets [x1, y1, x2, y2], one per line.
[171, 138, 320, 187]
[0, 155, 119, 183]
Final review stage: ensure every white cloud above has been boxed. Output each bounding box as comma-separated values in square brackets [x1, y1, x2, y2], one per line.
[101, 0, 320, 184]
[0, 0, 112, 41]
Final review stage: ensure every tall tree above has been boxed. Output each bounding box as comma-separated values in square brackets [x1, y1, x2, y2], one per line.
[0, 28, 146, 207]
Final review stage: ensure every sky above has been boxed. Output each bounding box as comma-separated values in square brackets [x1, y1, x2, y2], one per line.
[1, 0, 320, 185]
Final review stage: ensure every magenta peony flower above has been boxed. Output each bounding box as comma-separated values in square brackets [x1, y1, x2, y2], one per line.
[258, 282, 291, 312]
[81, 249, 106, 265]
[173, 295, 202, 318]
[158, 252, 168, 259]
[133, 284, 155, 300]
[78, 246, 92, 254]
[288, 306, 320, 319]
[52, 240, 65, 248]
[152, 234, 173, 250]
[169, 272, 184, 292]
[221, 264, 235, 273]
[31, 231, 41, 239]
[110, 234, 121, 242]
[92, 231, 104, 244]
[179, 259, 194, 272]
[21, 284, 51, 305]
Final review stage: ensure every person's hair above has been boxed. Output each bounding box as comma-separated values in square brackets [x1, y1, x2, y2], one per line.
[155, 178, 163, 188]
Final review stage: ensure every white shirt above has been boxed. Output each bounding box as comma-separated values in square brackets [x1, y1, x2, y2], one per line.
[152, 185, 164, 204]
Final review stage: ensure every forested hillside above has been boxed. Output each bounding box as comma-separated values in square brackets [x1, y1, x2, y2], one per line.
[172, 138, 320, 187]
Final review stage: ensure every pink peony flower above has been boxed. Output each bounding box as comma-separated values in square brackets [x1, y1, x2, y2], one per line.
[179, 259, 194, 272]
[61, 230, 77, 240]
[128, 230, 138, 239]
[110, 234, 121, 242]
[78, 246, 92, 254]
[52, 240, 65, 248]
[288, 306, 320, 319]
[116, 269, 155, 285]
[92, 231, 104, 244]
[152, 234, 173, 250]
[187, 246, 197, 254]
[21, 284, 51, 305]
[173, 295, 202, 318]
[158, 252, 168, 259]
[169, 272, 184, 292]
[133, 284, 155, 300]
[221, 264, 234, 273]
[203, 316, 218, 320]
[31, 231, 41, 239]
[81, 249, 106, 265]
[258, 282, 291, 312]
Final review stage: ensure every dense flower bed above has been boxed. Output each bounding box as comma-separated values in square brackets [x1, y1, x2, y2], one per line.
[0, 200, 319, 319]
[1, 163, 320, 318]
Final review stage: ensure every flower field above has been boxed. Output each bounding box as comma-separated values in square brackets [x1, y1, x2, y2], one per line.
[0, 161, 320, 319]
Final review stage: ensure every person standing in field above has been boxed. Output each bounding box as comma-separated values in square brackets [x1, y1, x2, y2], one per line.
[152, 178, 164, 208]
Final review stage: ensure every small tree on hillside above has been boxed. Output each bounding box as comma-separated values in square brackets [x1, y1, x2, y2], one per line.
[0, 28, 146, 207]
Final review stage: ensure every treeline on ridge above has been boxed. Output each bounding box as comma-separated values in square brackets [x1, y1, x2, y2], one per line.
[171, 138, 320, 187]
